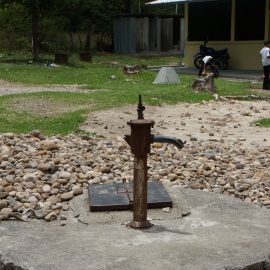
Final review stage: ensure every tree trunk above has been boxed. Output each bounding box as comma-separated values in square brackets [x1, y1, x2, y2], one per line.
[32, 8, 39, 61]
[69, 31, 74, 50]
[77, 32, 82, 51]
[8, 25, 11, 54]
[191, 74, 216, 93]
[85, 22, 96, 51]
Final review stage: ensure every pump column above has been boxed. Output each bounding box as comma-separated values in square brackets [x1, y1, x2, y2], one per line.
[125, 119, 155, 229]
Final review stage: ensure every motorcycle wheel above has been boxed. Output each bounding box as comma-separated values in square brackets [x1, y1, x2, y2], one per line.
[194, 56, 203, 69]
[218, 57, 229, 70]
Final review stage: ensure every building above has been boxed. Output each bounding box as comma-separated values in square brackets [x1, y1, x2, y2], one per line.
[147, 0, 269, 70]
[113, 14, 184, 54]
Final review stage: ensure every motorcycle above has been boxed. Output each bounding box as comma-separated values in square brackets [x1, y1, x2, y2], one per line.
[193, 40, 230, 70]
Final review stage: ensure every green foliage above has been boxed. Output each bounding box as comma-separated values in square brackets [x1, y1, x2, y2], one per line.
[0, 0, 186, 56]
[253, 118, 270, 127]
[94, 34, 113, 52]
[0, 3, 31, 51]
[0, 107, 86, 135]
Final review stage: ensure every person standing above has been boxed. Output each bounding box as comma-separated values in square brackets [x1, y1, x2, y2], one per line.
[198, 56, 214, 77]
[260, 40, 270, 90]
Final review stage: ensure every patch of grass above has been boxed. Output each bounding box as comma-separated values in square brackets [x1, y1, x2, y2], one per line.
[253, 118, 270, 127]
[0, 54, 181, 85]
[0, 109, 86, 135]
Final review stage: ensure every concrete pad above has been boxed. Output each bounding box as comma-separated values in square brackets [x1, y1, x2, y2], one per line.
[153, 67, 180, 84]
[148, 66, 262, 81]
[1, 187, 270, 270]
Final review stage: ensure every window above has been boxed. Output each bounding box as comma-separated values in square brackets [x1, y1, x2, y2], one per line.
[235, 0, 265, 41]
[188, 0, 231, 41]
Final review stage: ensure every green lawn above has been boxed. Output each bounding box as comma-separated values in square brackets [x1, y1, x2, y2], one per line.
[0, 53, 268, 135]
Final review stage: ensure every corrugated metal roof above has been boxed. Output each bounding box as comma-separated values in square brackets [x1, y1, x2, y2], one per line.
[146, 0, 218, 4]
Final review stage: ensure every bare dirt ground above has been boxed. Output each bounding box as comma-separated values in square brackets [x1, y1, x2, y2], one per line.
[0, 80, 81, 96]
[80, 101, 270, 150]
[1, 79, 270, 150]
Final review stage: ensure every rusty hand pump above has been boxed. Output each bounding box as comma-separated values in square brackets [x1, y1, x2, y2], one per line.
[124, 95, 185, 229]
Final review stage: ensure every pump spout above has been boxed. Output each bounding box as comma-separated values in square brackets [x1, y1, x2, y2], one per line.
[153, 135, 186, 149]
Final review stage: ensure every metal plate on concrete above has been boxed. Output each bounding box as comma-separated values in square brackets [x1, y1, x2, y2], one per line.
[88, 181, 172, 212]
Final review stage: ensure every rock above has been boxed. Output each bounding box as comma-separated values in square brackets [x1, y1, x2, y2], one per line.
[235, 163, 245, 169]
[0, 192, 8, 199]
[60, 215, 67, 220]
[72, 187, 83, 196]
[188, 181, 200, 189]
[3, 186, 14, 192]
[1, 207, 13, 216]
[62, 204, 69, 211]
[44, 211, 57, 222]
[22, 208, 35, 218]
[50, 188, 59, 195]
[0, 180, 9, 187]
[263, 200, 270, 206]
[0, 200, 8, 210]
[152, 143, 163, 148]
[3, 133, 15, 139]
[28, 196, 38, 202]
[34, 209, 48, 219]
[46, 195, 59, 206]
[168, 174, 178, 181]
[200, 128, 208, 133]
[100, 166, 111, 173]
[42, 184, 51, 193]
[25, 182, 35, 189]
[30, 130, 41, 137]
[16, 192, 26, 200]
[37, 163, 51, 172]
[162, 207, 170, 213]
[52, 158, 61, 165]
[212, 188, 222, 194]
[81, 134, 92, 141]
[60, 192, 74, 201]
[38, 134, 46, 140]
[41, 142, 59, 151]
[59, 172, 71, 180]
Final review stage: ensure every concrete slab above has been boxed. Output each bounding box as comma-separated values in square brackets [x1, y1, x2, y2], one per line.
[1, 186, 270, 270]
[148, 66, 262, 81]
[153, 67, 180, 84]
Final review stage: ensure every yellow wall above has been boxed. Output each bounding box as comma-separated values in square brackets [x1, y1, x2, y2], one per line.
[185, 41, 263, 70]
[184, 0, 269, 71]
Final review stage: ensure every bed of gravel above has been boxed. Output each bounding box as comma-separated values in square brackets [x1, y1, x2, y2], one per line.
[1, 126, 270, 223]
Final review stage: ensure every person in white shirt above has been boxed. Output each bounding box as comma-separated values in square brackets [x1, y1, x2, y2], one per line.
[260, 40, 270, 90]
[198, 56, 214, 77]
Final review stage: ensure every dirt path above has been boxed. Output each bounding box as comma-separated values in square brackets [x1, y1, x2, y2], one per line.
[80, 101, 270, 150]
[0, 79, 83, 96]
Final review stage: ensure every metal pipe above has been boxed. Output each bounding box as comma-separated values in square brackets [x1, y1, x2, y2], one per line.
[128, 155, 152, 229]
[153, 135, 186, 149]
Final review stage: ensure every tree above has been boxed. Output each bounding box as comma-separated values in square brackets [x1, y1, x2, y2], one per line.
[0, 0, 55, 60]
[0, 3, 31, 52]
[0, 0, 184, 57]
